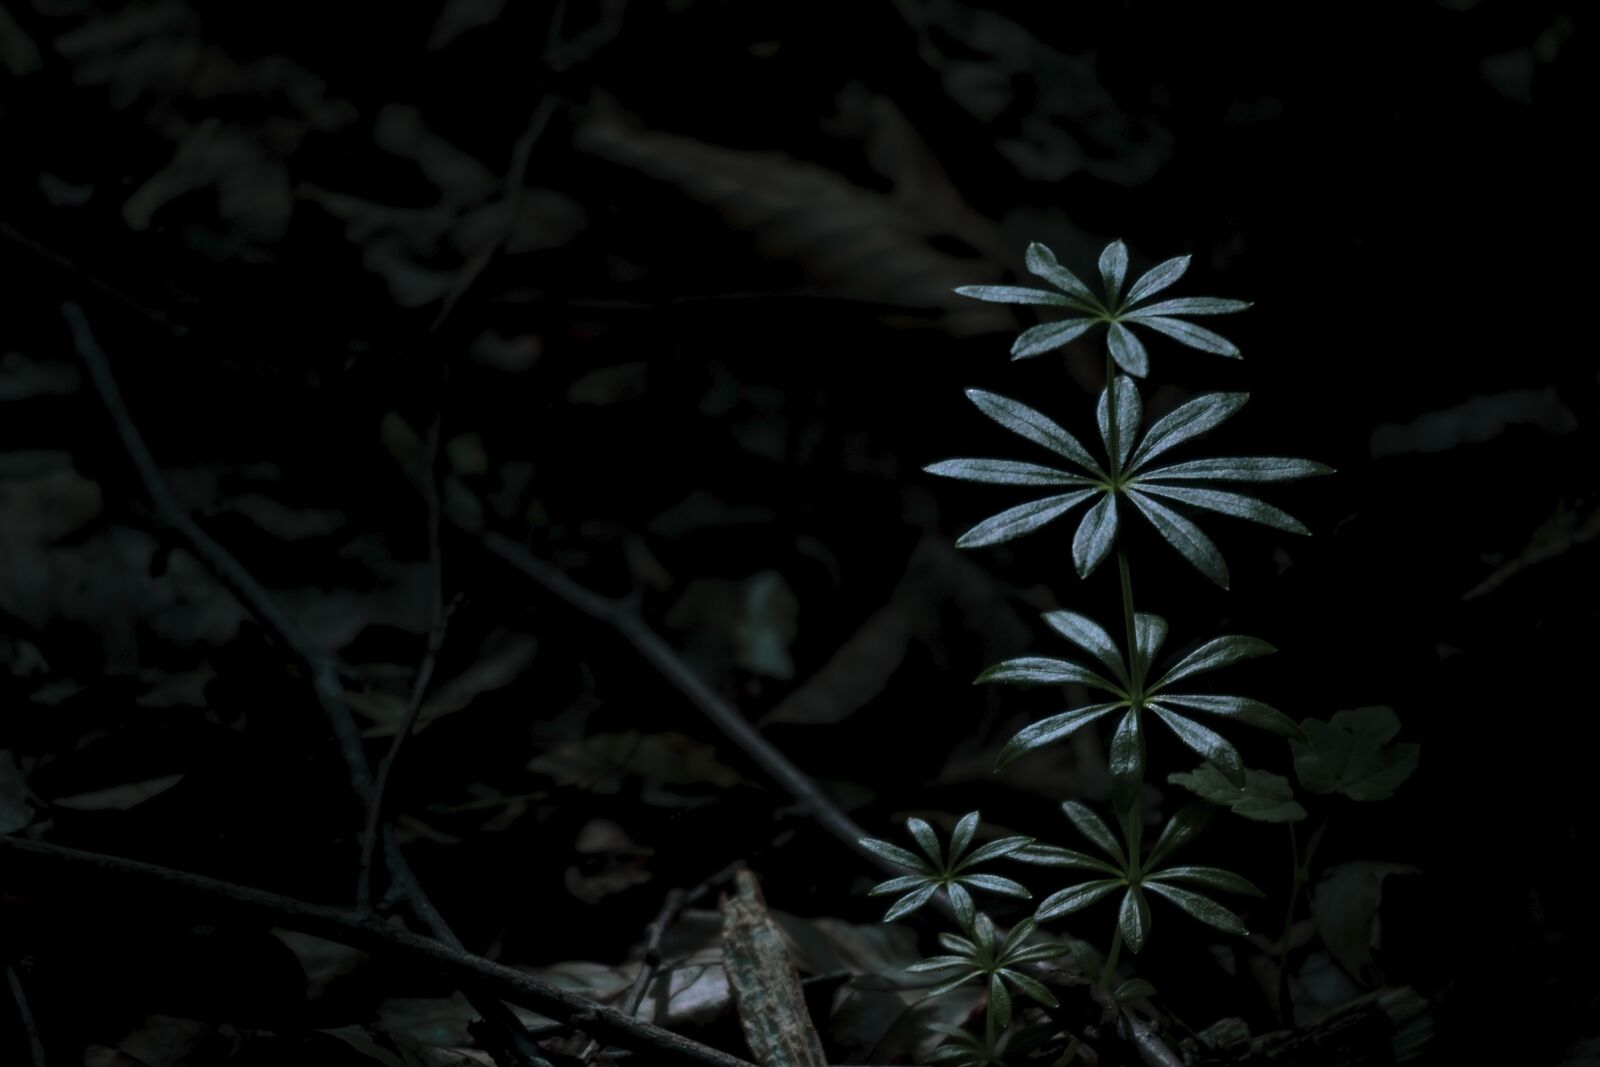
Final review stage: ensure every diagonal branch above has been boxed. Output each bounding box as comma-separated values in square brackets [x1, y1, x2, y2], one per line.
[0, 836, 754, 1067]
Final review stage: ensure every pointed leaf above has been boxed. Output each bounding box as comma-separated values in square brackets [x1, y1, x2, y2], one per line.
[1132, 315, 1241, 357]
[906, 955, 971, 973]
[1132, 613, 1168, 683]
[1012, 318, 1098, 360]
[1167, 763, 1308, 823]
[1035, 879, 1125, 921]
[884, 883, 941, 920]
[1099, 240, 1129, 306]
[859, 837, 933, 872]
[975, 657, 1123, 693]
[954, 284, 1084, 307]
[1155, 694, 1302, 738]
[1124, 296, 1251, 317]
[921, 971, 982, 1000]
[996, 702, 1124, 769]
[1139, 456, 1333, 483]
[926, 458, 1097, 487]
[1096, 374, 1142, 472]
[948, 882, 976, 931]
[1155, 635, 1275, 688]
[906, 817, 944, 867]
[1061, 800, 1126, 866]
[1144, 882, 1247, 935]
[955, 491, 1097, 548]
[869, 874, 933, 896]
[988, 971, 1013, 1031]
[1126, 392, 1249, 472]
[1109, 708, 1145, 816]
[1134, 483, 1310, 535]
[1040, 611, 1130, 686]
[1151, 707, 1244, 784]
[1025, 242, 1103, 310]
[1146, 804, 1212, 868]
[1149, 865, 1263, 896]
[1072, 495, 1119, 579]
[1005, 941, 1072, 965]
[938, 931, 979, 956]
[966, 390, 1106, 476]
[949, 811, 981, 865]
[1010, 845, 1124, 876]
[961, 874, 1032, 898]
[959, 836, 1034, 867]
[1107, 321, 1150, 377]
[1126, 490, 1231, 588]
[1114, 977, 1159, 1003]
[1123, 255, 1190, 306]
[1120, 886, 1152, 953]
[1000, 969, 1058, 1009]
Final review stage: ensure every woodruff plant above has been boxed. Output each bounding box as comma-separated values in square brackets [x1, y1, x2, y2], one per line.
[858, 239, 1405, 1056]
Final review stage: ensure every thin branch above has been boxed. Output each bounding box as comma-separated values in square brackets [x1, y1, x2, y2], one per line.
[481, 532, 883, 871]
[65, 304, 540, 1067]
[0, 836, 754, 1067]
[5, 963, 46, 1067]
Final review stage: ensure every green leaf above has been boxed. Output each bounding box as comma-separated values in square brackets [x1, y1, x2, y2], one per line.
[1155, 694, 1303, 738]
[1126, 490, 1231, 588]
[975, 656, 1122, 693]
[949, 811, 981, 865]
[1012, 318, 1098, 360]
[906, 818, 944, 867]
[1035, 879, 1124, 921]
[1005, 941, 1073, 965]
[960, 836, 1034, 866]
[1099, 240, 1129, 306]
[1108, 321, 1149, 377]
[1123, 255, 1190, 307]
[1001, 968, 1058, 1009]
[962, 874, 1032, 898]
[922, 971, 982, 1000]
[1025, 242, 1104, 310]
[1145, 804, 1212, 868]
[925, 458, 1097, 487]
[1010, 845, 1123, 876]
[1124, 296, 1251, 317]
[1133, 483, 1310, 535]
[1126, 392, 1248, 472]
[954, 284, 1083, 307]
[1155, 635, 1276, 688]
[1109, 708, 1145, 815]
[948, 883, 976, 931]
[1097, 375, 1142, 472]
[1132, 315, 1241, 357]
[1072, 495, 1119, 578]
[955, 491, 1097, 548]
[1150, 865, 1263, 896]
[859, 837, 933, 872]
[1041, 610, 1130, 686]
[869, 874, 932, 896]
[1167, 763, 1308, 823]
[997, 703, 1124, 769]
[1151, 707, 1243, 784]
[988, 971, 1013, 1031]
[1061, 800, 1127, 866]
[966, 389, 1107, 476]
[1143, 882, 1247, 935]
[884, 883, 941, 920]
[1113, 977, 1158, 1003]
[1138, 456, 1333, 482]
[1290, 706, 1420, 801]
[1132, 613, 1168, 683]
[938, 931, 979, 956]
[1119, 885, 1152, 953]
[906, 955, 969, 973]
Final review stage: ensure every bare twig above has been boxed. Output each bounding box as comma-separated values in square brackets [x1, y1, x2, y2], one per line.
[5, 962, 46, 1067]
[0, 836, 754, 1067]
[65, 304, 539, 1067]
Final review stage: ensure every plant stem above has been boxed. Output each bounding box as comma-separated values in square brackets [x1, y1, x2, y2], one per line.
[1275, 821, 1305, 1024]
[1101, 925, 1124, 989]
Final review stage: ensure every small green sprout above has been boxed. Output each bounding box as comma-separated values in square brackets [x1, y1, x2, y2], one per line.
[859, 811, 1033, 929]
[904, 914, 1069, 1030]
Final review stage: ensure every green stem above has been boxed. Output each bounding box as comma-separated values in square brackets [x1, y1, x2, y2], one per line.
[1100, 925, 1124, 989]
[1276, 821, 1306, 1023]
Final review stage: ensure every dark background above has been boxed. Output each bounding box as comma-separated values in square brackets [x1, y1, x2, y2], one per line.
[0, 1, 1593, 1065]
